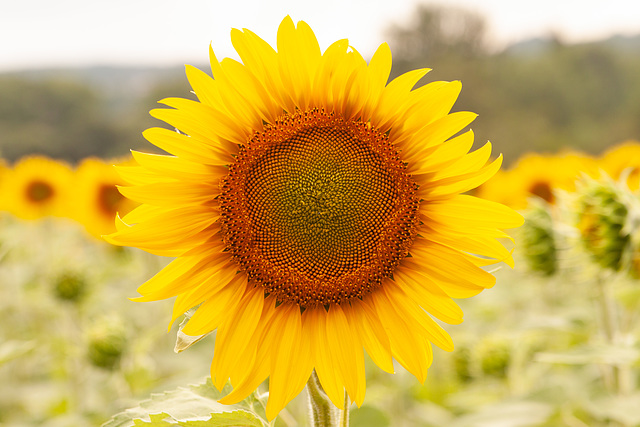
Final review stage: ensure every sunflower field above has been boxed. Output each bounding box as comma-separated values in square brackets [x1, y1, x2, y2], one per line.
[2, 137, 640, 426]
[3, 15, 640, 427]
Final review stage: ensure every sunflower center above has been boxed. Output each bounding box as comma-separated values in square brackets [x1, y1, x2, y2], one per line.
[530, 181, 554, 204]
[26, 180, 54, 203]
[220, 109, 419, 306]
[98, 184, 124, 216]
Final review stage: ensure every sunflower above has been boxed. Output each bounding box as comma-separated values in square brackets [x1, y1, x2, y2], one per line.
[600, 140, 640, 191]
[105, 17, 523, 419]
[73, 157, 137, 238]
[503, 151, 596, 210]
[4, 156, 73, 220]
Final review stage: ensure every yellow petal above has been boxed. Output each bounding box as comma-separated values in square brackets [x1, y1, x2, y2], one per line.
[210, 285, 264, 389]
[230, 27, 295, 114]
[265, 304, 311, 421]
[409, 239, 496, 297]
[406, 130, 474, 175]
[168, 261, 238, 329]
[370, 289, 432, 382]
[345, 298, 394, 374]
[396, 81, 463, 145]
[104, 206, 218, 251]
[421, 194, 524, 231]
[134, 249, 227, 300]
[418, 154, 503, 199]
[372, 68, 431, 131]
[393, 268, 464, 325]
[307, 306, 344, 408]
[326, 304, 366, 407]
[130, 150, 227, 182]
[382, 285, 454, 352]
[181, 274, 247, 336]
[115, 164, 176, 186]
[156, 97, 250, 147]
[142, 127, 234, 166]
[277, 17, 320, 110]
[401, 111, 477, 160]
[117, 181, 218, 207]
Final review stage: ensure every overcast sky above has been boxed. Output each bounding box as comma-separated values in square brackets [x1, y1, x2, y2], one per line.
[1, 0, 639, 71]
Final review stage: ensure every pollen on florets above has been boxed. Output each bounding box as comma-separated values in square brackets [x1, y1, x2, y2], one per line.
[219, 108, 419, 306]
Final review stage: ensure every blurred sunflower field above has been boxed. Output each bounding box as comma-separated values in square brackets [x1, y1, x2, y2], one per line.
[3, 5, 640, 426]
[1, 139, 640, 426]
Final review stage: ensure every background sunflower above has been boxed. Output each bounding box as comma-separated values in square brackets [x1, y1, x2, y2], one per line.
[4, 156, 73, 220]
[72, 157, 138, 238]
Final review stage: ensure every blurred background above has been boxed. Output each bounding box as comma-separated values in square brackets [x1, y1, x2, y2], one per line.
[2, 1, 640, 426]
[1, 0, 639, 163]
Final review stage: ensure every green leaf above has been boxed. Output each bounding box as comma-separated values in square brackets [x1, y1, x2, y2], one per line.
[102, 378, 267, 427]
[129, 410, 264, 426]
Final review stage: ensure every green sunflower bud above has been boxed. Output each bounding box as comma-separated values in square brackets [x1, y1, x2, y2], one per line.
[476, 337, 511, 378]
[577, 179, 632, 271]
[86, 315, 127, 370]
[52, 271, 88, 303]
[521, 202, 557, 276]
[452, 344, 473, 383]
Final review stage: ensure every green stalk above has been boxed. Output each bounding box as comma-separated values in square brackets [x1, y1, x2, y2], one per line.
[339, 392, 351, 427]
[306, 370, 338, 427]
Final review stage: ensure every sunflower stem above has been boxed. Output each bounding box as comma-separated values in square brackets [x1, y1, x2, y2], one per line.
[306, 369, 338, 427]
[339, 391, 351, 427]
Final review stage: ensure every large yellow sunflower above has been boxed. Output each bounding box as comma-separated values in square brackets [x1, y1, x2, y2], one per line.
[4, 156, 73, 220]
[105, 17, 523, 419]
[73, 157, 138, 238]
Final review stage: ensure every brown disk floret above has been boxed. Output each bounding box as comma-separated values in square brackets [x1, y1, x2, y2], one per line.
[26, 181, 55, 203]
[219, 109, 419, 306]
[529, 181, 554, 204]
[97, 184, 124, 217]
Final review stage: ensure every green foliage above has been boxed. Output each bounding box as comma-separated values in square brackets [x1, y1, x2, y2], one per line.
[520, 203, 558, 276]
[0, 76, 123, 161]
[104, 379, 265, 427]
[87, 314, 128, 370]
[52, 270, 89, 302]
[0, 69, 196, 162]
[477, 337, 511, 378]
[130, 411, 263, 426]
[577, 179, 631, 271]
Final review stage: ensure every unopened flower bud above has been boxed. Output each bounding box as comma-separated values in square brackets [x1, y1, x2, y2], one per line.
[52, 271, 88, 303]
[476, 337, 511, 378]
[578, 179, 631, 271]
[521, 202, 557, 276]
[87, 315, 127, 370]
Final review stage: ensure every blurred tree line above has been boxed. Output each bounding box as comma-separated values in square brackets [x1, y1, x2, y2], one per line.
[0, 5, 639, 165]
[387, 5, 640, 162]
